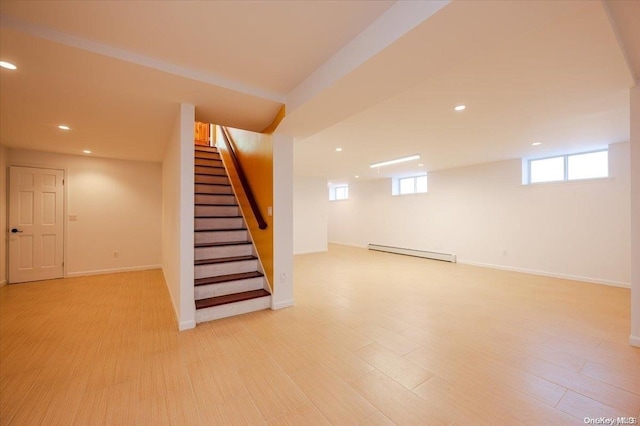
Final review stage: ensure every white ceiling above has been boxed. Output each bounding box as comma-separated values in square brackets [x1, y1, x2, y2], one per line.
[0, 0, 638, 174]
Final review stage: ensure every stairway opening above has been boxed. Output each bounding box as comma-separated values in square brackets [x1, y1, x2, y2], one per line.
[193, 141, 271, 323]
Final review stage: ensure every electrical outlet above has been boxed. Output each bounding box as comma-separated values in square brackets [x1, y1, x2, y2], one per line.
[280, 272, 286, 283]
[114, 251, 119, 258]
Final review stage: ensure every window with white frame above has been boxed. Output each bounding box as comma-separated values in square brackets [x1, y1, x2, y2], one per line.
[393, 174, 427, 195]
[329, 184, 349, 201]
[527, 150, 608, 184]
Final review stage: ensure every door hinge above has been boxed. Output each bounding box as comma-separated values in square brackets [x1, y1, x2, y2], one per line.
[62, 179, 65, 185]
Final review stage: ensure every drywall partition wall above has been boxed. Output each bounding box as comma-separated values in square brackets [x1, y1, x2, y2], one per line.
[0, 145, 7, 285]
[328, 141, 631, 287]
[219, 126, 274, 287]
[630, 85, 639, 346]
[161, 103, 195, 330]
[7, 148, 162, 277]
[293, 175, 328, 254]
[272, 133, 294, 309]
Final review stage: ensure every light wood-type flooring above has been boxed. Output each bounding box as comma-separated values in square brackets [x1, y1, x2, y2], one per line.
[1, 244, 639, 424]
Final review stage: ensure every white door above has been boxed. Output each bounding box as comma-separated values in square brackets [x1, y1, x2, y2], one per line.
[8, 166, 64, 283]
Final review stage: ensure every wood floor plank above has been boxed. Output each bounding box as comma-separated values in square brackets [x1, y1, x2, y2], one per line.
[290, 364, 378, 424]
[355, 342, 434, 390]
[516, 355, 640, 414]
[266, 403, 331, 425]
[350, 370, 455, 425]
[556, 390, 626, 420]
[237, 357, 309, 421]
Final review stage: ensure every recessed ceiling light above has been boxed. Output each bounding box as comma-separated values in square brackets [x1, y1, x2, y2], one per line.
[454, 105, 466, 111]
[418, 163, 424, 167]
[355, 175, 359, 178]
[0, 61, 17, 70]
[335, 147, 343, 152]
[532, 142, 542, 146]
[58, 125, 70, 130]
[370, 154, 420, 168]
[83, 150, 91, 154]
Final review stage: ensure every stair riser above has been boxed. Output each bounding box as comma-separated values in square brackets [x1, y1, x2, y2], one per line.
[195, 230, 248, 244]
[195, 184, 232, 194]
[195, 217, 244, 230]
[195, 260, 258, 279]
[195, 166, 226, 176]
[194, 277, 264, 300]
[195, 151, 221, 160]
[195, 194, 236, 205]
[196, 295, 271, 323]
[195, 205, 239, 217]
[195, 244, 253, 260]
[195, 175, 229, 185]
[195, 158, 223, 167]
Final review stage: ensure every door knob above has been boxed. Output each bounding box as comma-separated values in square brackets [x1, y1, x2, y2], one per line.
[11, 228, 23, 233]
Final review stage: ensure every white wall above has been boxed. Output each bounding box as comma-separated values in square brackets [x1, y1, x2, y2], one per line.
[0, 145, 7, 285]
[630, 86, 639, 346]
[161, 104, 195, 330]
[329, 142, 631, 287]
[293, 176, 328, 255]
[6, 148, 162, 277]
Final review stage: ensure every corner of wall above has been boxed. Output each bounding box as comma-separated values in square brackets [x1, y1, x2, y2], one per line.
[0, 145, 8, 285]
[271, 133, 294, 310]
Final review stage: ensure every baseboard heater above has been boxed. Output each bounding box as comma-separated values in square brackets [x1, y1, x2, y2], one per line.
[368, 244, 457, 263]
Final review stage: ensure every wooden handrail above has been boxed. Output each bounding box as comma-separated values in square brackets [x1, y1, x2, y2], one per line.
[219, 126, 268, 230]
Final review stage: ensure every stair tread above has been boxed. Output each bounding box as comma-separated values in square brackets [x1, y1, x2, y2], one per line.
[195, 165, 225, 169]
[195, 255, 257, 265]
[194, 271, 263, 286]
[194, 183, 231, 187]
[195, 289, 270, 309]
[195, 146, 218, 152]
[194, 203, 238, 207]
[194, 228, 246, 232]
[195, 193, 234, 196]
[194, 241, 251, 248]
[195, 215, 242, 218]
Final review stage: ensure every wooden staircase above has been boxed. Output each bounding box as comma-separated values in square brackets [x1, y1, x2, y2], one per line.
[194, 145, 271, 323]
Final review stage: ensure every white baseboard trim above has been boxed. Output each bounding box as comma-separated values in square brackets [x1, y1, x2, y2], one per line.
[66, 264, 162, 277]
[271, 298, 294, 310]
[294, 248, 328, 255]
[630, 335, 640, 347]
[179, 320, 196, 331]
[328, 241, 368, 249]
[457, 260, 630, 288]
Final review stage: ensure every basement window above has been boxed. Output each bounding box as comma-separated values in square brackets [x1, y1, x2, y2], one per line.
[329, 184, 349, 201]
[527, 149, 608, 184]
[393, 174, 427, 195]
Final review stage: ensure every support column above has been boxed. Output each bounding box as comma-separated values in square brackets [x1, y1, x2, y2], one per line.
[271, 133, 294, 309]
[631, 84, 640, 347]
